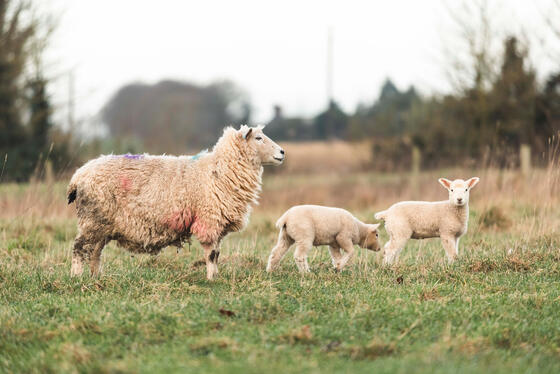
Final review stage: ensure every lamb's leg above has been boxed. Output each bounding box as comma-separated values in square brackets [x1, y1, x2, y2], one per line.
[441, 235, 458, 263]
[328, 245, 343, 269]
[293, 240, 312, 273]
[202, 243, 219, 280]
[266, 229, 294, 272]
[382, 236, 409, 266]
[89, 240, 107, 277]
[335, 238, 355, 271]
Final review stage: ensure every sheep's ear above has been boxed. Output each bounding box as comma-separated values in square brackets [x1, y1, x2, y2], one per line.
[241, 127, 253, 140]
[438, 178, 452, 190]
[467, 177, 480, 189]
[371, 223, 380, 231]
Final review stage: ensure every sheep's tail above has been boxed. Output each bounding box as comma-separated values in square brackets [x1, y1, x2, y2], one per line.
[374, 210, 388, 221]
[275, 211, 289, 230]
[67, 179, 78, 205]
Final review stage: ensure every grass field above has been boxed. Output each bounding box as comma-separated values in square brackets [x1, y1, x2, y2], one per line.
[1, 168, 559, 373]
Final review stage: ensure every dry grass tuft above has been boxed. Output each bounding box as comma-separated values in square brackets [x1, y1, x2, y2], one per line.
[347, 339, 396, 360]
[479, 206, 512, 230]
[278, 325, 314, 345]
[279, 141, 372, 174]
[420, 288, 440, 301]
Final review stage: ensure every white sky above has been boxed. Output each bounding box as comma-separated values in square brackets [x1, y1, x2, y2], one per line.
[44, 0, 559, 130]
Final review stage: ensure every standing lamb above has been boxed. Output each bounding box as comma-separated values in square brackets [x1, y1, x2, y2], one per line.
[266, 205, 381, 273]
[374, 177, 480, 265]
[67, 125, 285, 280]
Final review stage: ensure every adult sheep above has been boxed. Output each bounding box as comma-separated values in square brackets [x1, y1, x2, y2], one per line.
[67, 125, 284, 280]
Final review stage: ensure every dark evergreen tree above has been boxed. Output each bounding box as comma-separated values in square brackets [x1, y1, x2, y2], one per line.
[313, 100, 348, 139]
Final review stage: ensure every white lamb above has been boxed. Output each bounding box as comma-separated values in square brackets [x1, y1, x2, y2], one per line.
[374, 177, 480, 265]
[266, 205, 381, 273]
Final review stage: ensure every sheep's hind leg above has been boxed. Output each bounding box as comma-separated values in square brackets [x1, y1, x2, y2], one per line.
[266, 229, 294, 272]
[382, 236, 409, 266]
[293, 240, 312, 273]
[89, 240, 108, 276]
[328, 245, 343, 269]
[441, 235, 458, 264]
[71, 235, 108, 277]
[71, 236, 87, 276]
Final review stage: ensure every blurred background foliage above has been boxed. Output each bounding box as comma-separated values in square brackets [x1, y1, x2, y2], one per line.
[0, 0, 559, 182]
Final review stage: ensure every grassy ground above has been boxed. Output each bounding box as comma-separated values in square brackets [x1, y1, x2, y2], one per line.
[1, 170, 559, 373]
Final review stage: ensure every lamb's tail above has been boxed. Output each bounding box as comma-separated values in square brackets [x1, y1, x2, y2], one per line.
[275, 211, 289, 230]
[374, 210, 388, 221]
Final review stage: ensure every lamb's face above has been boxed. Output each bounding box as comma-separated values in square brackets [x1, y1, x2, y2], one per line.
[241, 126, 285, 166]
[363, 223, 381, 251]
[438, 177, 480, 206]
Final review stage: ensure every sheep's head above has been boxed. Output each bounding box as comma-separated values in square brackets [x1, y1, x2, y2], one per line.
[362, 223, 381, 251]
[438, 177, 480, 206]
[239, 125, 285, 166]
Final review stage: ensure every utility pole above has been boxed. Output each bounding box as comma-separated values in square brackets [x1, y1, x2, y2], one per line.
[326, 26, 334, 104]
[68, 71, 75, 131]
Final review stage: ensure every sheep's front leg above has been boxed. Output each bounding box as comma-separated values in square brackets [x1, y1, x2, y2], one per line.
[293, 240, 312, 273]
[202, 243, 220, 280]
[441, 235, 458, 263]
[335, 238, 355, 271]
[328, 245, 343, 269]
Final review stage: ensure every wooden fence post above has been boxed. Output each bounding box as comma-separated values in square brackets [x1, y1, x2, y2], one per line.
[412, 146, 421, 176]
[411, 146, 421, 199]
[520, 144, 531, 175]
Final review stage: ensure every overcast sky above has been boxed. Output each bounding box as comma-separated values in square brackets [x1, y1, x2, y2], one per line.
[45, 0, 559, 129]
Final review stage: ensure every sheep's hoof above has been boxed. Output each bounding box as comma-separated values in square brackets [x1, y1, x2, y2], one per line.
[71, 258, 84, 276]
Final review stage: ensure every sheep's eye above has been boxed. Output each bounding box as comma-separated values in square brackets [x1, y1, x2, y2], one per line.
[376, 233, 379, 238]
[451, 189, 454, 192]
[465, 188, 468, 192]
[255, 136, 262, 141]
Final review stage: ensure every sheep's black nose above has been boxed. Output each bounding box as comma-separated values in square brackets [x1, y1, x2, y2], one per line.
[280, 149, 285, 155]
[457, 198, 463, 202]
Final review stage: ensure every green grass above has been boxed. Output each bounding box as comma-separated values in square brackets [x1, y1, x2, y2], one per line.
[1, 210, 559, 374]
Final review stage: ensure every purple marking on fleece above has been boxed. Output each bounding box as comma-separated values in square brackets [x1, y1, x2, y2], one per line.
[122, 153, 143, 159]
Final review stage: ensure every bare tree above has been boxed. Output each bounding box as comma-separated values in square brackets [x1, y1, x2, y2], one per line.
[442, 0, 502, 94]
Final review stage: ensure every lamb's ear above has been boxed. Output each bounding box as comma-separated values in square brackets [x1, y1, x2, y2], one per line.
[370, 223, 380, 231]
[467, 177, 480, 189]
[438, 178, 452, 190]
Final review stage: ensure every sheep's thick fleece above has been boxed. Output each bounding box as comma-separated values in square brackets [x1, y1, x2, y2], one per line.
[67, 126, 283, 278]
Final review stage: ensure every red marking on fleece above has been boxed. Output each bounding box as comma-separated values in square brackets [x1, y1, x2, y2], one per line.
[191, 219, 221, 244]
[164, 211, 219, 243]
[191, 219, 207, 238]
[119, 175, 132, 191]
[165, 210, 194, 233]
